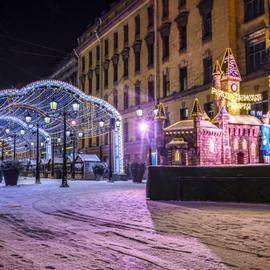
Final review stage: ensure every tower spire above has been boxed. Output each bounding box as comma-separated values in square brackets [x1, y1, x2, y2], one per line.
[220, 48, 241, 81]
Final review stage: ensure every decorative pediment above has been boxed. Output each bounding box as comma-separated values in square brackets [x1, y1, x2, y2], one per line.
[145, 31, 155, 45]
[197, 0, 213, 15]
[112, 53, 119, 65]
[121, 47, 130, 60]
[103, 59, 110, 70]
[132, 39, 142, 53]
[159, 22, 171, 37]
[88, 69, 93, 80]
[175, 11, 189, 28]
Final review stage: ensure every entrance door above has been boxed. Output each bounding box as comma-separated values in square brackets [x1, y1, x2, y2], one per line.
[237, 152, 244, 164]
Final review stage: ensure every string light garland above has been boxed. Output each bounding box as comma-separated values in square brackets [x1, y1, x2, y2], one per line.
[211, 87, 261, 111]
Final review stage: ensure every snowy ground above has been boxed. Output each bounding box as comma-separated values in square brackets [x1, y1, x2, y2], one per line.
[0, 178, 269, 270]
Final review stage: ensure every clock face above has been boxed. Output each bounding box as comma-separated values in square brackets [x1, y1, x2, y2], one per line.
[231, 83, 238, 92]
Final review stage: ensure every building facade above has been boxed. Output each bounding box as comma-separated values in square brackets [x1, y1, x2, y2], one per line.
[76, 0, 270, 174]
[49, 52, 78, 87]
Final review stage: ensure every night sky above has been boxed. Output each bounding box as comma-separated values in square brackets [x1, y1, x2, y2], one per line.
[0, 0, 115, 89]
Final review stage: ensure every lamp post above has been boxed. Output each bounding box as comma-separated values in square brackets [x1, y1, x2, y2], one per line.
[99, 118, 120, 182]
[49, 99, 80, 188]
[136, 106, 156, 166]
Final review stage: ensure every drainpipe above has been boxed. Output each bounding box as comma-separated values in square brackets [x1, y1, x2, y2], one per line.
[154, 0, 159, 104]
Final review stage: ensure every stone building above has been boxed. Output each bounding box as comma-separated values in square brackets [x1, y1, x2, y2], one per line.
[49, 53, 78, 87]
[75, 0, 270, 172]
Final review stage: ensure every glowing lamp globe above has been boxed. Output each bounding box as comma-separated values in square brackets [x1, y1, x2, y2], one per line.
[30, 142, 34, 146]
[115, 119, 120, 128]
[71, 120, 76, 126]
[44, 115, 51, 124]
[40, 142, 44, 147]
[72, 102, 80, 112]
[25, 113, 32, 123]
[5, 128, 10, 134]
[66, 131, 71, 137]
[50, 100, 58, 111]
[57, 138, 61, 143]
[8, 136, 12, 141]
[46, 136, 50, 142]
[99, 119, 105, 128]
[78, 132, 83, 138]
[20, 129, 25, 136]
[139, 122, 148, 132]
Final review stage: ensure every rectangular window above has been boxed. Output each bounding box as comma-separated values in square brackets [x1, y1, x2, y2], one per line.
[148, 80, 154, 102]
[202, 12, 212, 40]
[250, 90, 268, 118]
[245, 0, 264, 21]
[104, 69, 108, 88]
[89, 77, 92, 95]
[203, 56, 213, 84]
[180, 26, 187, 51]
[180, 108, 188, 120]
[81, 138, 85, 149]
[96, 73, 100, 91]
[148, 43, 154, 66]
[104, 134, 108, 145]
[163, 73, 170, 97]
[88, 137, 92, 147]
[135, 85, 140, 106]
[148, 5, 154, 27]
[124, 24, 129, 44]
[104, 39, 109, 58]
[114, 32, 118, 51]
[204, 101, 215, 118]
[124, 122, 129, 142]
[179, 0, 186, 9]
[124, 88, 129, 110]
[123, 58, 128, 78]
[162, 0, 169, 19]
[96, 45, 100, 61]
[180, 67, 188, 91]
[135, 15, 140, 36]
[246, 40, 265, 73]
[135, 51, 141, 72]
[162, 36, 170, 60]
[96, 136, 99, 147]
[89, 51, 92, 67]
[113, 64, 118, 82]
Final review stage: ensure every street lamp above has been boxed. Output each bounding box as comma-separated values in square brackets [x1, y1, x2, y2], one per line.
[136, 106, 143, 118]
[48, 100, 80, 187]
[99, 118, 119, 182]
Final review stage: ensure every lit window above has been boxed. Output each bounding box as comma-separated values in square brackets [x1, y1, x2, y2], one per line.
[175, 150, 180, 161]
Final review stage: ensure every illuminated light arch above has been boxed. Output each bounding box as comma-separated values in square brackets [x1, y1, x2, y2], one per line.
[0, 80, 124, 174]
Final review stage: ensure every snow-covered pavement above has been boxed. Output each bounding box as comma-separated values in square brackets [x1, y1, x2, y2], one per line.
[0, 178, 269, 270]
